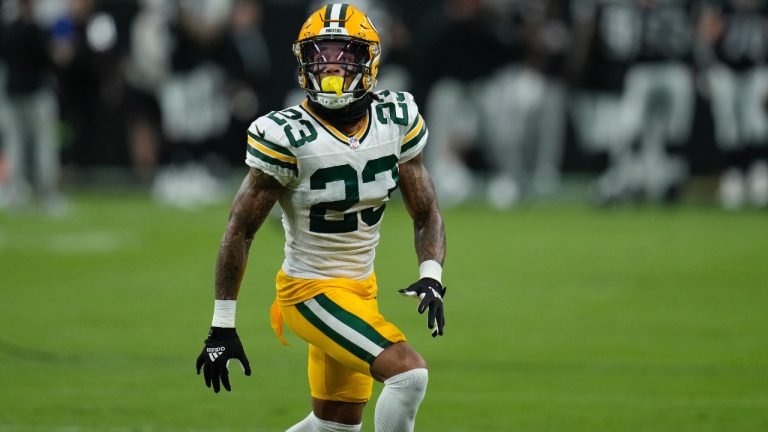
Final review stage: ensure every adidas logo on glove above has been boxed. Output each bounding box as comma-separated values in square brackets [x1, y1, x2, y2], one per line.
[206, 346, 226, 361]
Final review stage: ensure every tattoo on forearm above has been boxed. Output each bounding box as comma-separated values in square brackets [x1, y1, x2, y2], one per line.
[214, 169, 282, 300]
[399, 155, 446, 266]
[414, 213, 445, 264]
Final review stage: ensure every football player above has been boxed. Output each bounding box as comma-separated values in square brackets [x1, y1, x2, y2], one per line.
[194, 4, 447, 432]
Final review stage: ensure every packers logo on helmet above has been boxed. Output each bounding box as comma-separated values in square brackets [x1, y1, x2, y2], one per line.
[293, 3, 381, 109]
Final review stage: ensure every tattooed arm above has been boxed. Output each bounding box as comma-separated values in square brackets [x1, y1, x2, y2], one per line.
[195, 168, 281, 392]
[215, 168, 284, 300]
[399, 152, 447, 336]
[399, 152, 446, 266]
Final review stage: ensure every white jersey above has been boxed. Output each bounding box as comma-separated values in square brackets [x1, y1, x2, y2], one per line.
[245, 91, 428, 280]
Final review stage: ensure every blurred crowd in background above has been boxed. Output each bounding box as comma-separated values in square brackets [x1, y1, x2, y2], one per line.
[1, 0, 768, 214]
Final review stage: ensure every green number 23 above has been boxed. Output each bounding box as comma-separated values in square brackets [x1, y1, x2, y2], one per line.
[309, 155, 399, 234]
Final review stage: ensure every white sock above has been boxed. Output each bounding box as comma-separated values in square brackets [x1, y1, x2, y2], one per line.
[374, 368, 429, 432]
[286, 412, 361, 432]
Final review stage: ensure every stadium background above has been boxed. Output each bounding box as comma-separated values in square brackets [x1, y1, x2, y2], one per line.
[1, 0, 767, 431]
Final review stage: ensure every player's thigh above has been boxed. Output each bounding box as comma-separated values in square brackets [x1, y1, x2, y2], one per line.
[281, 290, 407, 398]
[307, 343, 372, 403]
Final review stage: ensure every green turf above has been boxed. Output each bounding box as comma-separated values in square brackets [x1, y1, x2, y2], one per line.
[1, 193, 767, 431]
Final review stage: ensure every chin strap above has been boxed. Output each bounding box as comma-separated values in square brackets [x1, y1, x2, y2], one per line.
[307, 93, 373, 130]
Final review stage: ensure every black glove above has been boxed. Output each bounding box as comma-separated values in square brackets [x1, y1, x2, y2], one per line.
[399, 278, 446, 337]
[195, 327, 251, 393]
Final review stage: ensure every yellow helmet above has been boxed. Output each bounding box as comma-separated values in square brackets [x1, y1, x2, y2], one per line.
[293, 3, 381, 109]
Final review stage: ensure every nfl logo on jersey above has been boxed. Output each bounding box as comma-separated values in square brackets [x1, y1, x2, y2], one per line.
[348, 137, 360, 149]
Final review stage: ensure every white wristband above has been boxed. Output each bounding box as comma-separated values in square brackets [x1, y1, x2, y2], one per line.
[211, 300, 237, 328]
[419, 260, 443, 284]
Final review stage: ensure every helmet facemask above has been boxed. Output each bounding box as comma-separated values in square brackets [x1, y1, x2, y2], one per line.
[296, 38, 378, 109]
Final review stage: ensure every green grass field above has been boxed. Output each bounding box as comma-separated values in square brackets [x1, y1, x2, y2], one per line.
[1, 192, 767, 431]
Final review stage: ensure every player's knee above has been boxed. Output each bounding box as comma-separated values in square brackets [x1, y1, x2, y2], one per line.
[375, 368, 429, 423]
[371, 342, 427, 382]
[386, 367, 429, 395]
[393, 343, 427, 371]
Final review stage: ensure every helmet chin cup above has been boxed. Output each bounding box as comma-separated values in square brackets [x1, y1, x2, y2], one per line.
[314, 92, 357, 109]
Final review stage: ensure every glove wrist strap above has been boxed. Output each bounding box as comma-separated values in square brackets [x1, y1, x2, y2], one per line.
[212, 299, 236, 328]
[419, 260, 442, 284]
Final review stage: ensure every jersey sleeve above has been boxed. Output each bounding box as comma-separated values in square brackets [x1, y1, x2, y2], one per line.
[245, 116, 298, 186]
[398, 92, 428, 163]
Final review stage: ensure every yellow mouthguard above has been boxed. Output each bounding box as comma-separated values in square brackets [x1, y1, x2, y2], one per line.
[321, 76, 344, 96]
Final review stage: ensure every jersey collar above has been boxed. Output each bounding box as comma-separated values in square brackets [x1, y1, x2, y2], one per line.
[299, 99, 372, 148]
